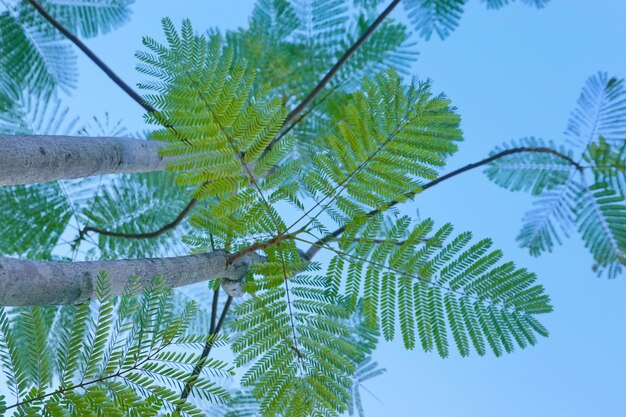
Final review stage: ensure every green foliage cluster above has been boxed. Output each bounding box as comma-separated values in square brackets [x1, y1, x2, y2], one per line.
[0, 0, 134, 96]
[0, 0, 624, 416]
[485, 73, 626, 277]
[0, 273, 233, 415]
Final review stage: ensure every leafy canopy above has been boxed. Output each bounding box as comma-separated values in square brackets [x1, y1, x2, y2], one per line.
[0, 0, 624, 416]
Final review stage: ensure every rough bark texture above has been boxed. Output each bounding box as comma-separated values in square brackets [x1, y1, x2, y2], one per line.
[0, 251, 263, 306]
[0, 135, 168, 186]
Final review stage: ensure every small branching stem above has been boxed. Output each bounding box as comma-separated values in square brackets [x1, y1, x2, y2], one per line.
[304, 147, 583, 260]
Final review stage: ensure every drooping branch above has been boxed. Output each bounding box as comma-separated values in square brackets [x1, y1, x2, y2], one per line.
[0, 251, 263, 306]
[26, 0, 156, 114]
[78, 198, 198, 240]
[0, 134, 167, 186]
[304, 147, 584, 260]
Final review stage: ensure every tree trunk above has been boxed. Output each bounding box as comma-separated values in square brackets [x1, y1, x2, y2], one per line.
[0, 134, 168, 186]
[0, 251, 263, 306]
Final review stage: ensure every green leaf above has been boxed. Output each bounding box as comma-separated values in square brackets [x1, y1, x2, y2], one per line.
[329, 215, 552, 357]
[26, 0, 134, 39]
[565, 73, 626, 149]
[0, 11, 76, 95]
[577, 182, 626, 277]
[404, 0, 466, 40]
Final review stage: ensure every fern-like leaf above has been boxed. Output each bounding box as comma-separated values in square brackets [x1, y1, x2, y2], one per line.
[565, 72, 626, 149]
[577, 182, 626, 277]
[327, 214, 552, 357]
[0, 274, 232, 415]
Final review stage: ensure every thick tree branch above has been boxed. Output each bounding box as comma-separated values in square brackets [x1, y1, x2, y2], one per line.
[304, 147, 583, 260]
[0, 251, 263, 306]
[26, 0, 157, 114]
[0, 134, 167, 186]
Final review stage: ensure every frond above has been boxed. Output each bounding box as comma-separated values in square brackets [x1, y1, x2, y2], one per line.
[329, 15, 417, 91]
[23, 0, 135, 39]
[516, 178, 583, 256]
[565, 72, 626, 149]
[0, 274, 232, 415]
[0, 9, 76, 95]
[136, 19, 289, 198]
[79, 172, 193, 259]
[576, 182, 626, 278]
[484, 137, 575, 195]
[404, 0, 550, 40]
[404, 0, 465, 40]
[326, 214, 552, 357]
[230, 270, 372, 417]
[0, 89, 80, 135]
[301, 69, 461, 225]
[0, 182, 72, 259]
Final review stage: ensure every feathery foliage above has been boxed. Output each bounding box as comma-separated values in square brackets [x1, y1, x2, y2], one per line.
[2, 1, 620, 416]
[485, 73, 626, 277]
[137, 18, 289, 198]
[301, 69, 461, 225]
[325, 214, 551, 357]
[0, 0, 134, 96]
[230, 273, 379, 417]
[404, 0, 550, 40]
[0, 273, 232, 416]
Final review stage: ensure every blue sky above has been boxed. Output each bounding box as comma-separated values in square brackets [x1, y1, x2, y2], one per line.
[63, 1, 626, 416]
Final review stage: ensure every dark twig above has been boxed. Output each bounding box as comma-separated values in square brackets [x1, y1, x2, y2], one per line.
[264, 0, 402, 154]
[179, 295, 233, 402]
[26, 0, 156, 114]
[304, 147, 584, 260]
[77, 198, 197, 241]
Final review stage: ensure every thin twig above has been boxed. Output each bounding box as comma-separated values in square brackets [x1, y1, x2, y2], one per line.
[179, 295, 233, 402]
[77, 199, 197, 241]
[264, 0, 402, 154]
[26, 0, 156, 114]
[304, 147, 583, 260]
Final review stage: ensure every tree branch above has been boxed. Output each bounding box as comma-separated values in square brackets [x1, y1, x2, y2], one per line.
[77, 198, 197, 240]
[179, 295, 233, 402]
[0, 134, 167, 186]
[26, 0, 156, 114]
[264, 0, 402, 154]
[0, 251, 263, 306]
[304, 147, 583, 260]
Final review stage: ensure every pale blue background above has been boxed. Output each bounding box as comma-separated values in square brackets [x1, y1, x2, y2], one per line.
[62, 1, 626, 416]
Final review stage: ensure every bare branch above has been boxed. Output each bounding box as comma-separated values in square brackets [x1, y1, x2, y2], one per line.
[264, 0, 402, 154]
[0, 251, 263, 306]
[304, 147, 583, 260]
[26, 0, 156, 114]
[78, 198, 197, 240]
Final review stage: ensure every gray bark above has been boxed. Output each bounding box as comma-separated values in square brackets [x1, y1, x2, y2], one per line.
[0, 251, 263, 306]
[0, 134, 168, 186]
